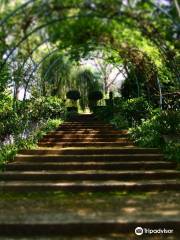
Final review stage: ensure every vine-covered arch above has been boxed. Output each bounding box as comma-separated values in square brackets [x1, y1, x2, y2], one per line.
[0, 0, 179, 104]
[1, 0, 177, 63]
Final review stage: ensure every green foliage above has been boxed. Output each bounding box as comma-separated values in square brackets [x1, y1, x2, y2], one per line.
[28, 96, 64, 121]
[94, 106, 113, 122]
[129, 118, 162, 148]
[0, 119, 62, 169]
[0, 145, 17, 170]
[41, 53, 74, 97]
[64, 110, 79, 121]
[0, 94, 20, 139]
[110, 114, 129, 130]
[0, 62, 10, 93]
[66, 90, 81, 101]
[95, 97, 151, 129]
[164, 142, 180, 162]
[94, 104, 129, 129]
[111, 97, 151, 127]
[0, 94, 65, 141]
[0, 95, 64, 168]
[0, 0, 179, 102]
[129, 109, 180, 161]
[74, 68, 102, 110]
[121, 97, 151, 124]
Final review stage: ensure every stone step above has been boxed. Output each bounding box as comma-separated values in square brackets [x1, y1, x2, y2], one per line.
[47, 130, 128, 134]
[38, 138, 132, 143]
[59, 126, 115, 130]
[66, 119, 98, 122]
[1, 170, 180, 181]
[44, 134, 128, 139]
[0, 180, 180, 192]
[18, 147, 161, 155]
[57, 127, 114, 130]
[59, 126, 114, 129]
[38, 142, 134, 147]
[1, 115, 179, 239]
[5, 161, 176, 171]
[41, 135, 128, 140]
[0, 221, 179, 236]
[14, 154, 164, 162]
[61, 123, 112, 126]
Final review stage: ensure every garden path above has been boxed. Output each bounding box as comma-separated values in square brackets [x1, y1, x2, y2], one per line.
[0, 114, 180, 238]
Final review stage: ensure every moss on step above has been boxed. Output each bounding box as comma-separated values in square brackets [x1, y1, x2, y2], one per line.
[0, 192, 179, 222]
[0, 191, 149, 201]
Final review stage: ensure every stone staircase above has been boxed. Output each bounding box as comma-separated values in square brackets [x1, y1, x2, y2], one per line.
[0, 114, 180, 192]
[0, 114, 180, 238]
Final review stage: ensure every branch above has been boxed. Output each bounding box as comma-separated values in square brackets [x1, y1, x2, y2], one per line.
[106, 68, 123, 89]
[174, 0, 180, 17]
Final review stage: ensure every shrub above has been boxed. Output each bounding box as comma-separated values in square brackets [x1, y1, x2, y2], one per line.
[0, 95, 22, 140]
[0, 95, 65, 143]
[28, 96, 64, 121]
[121, 97, 151, 124]
[66, 90, 81, 101]
[94, 106, 129, 129]
[129, 118, 162, 147]
[156, 110, 180, 134]
[88, 91, 103, 111]
[41, 96, 64, 119]
[129, 109, 180, 161]
[110, 114, 129, 129]
[65, 110, 79, 120]
[164, 141, 180, 162]
[93, 106, 112, 122]
[88, 91, 103, 101]
[0, 119, 62, 169]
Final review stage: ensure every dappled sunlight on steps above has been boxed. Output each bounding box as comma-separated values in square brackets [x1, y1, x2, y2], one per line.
[0, 114, 180, 237]
[1, 113, 180, 192]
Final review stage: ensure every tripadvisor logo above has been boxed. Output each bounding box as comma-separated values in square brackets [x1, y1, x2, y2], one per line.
[135, 227, 143, 235]
[135, 227, 174, 236]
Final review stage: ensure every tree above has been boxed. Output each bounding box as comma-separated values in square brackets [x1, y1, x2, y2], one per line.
[40, 53, 74, 98]
[74, 68, 102, 110]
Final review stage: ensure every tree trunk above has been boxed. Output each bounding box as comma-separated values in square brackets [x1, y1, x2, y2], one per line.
[174, 0, 180, 17]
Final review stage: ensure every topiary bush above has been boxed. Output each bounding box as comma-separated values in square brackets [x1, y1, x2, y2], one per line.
[66, 90, 81, 112]
[66, 90, 81, 101]
[88, 91, 103, 101]
[88, 91, 103, 111]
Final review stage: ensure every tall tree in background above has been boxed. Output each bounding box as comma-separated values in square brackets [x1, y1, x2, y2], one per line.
[40, 53, 73, 98]
[74, 68, 102, 110]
